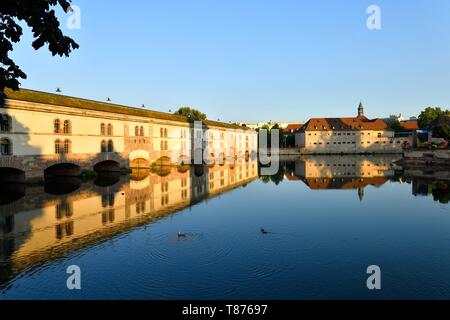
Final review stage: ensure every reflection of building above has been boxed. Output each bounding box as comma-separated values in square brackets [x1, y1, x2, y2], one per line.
[295, 103, 408, 154]
[0, 88, 257, 182]
[0, 161, 257, 282]
[293, 155, 399, 201]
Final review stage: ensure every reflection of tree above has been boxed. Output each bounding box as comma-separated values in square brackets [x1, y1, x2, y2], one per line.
[413, 179, 450, 204]
[432, 182, 450, 204]
[259, 161, 286, 185]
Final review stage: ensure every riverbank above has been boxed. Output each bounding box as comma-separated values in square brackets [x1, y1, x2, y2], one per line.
[400, 149, 450, 168]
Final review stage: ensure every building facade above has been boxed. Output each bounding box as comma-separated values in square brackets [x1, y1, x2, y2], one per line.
[295, 104, 408, 154]
[0, 88, 258, 182]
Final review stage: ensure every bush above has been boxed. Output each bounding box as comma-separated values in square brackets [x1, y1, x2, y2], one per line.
[80, 169, 97, 180]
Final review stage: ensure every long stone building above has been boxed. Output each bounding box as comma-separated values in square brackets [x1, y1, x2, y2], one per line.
[295, 103, 409, 154]
[0, 88, 258, 183]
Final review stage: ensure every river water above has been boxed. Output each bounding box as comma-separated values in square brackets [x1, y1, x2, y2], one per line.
[0, 156, 449, 299]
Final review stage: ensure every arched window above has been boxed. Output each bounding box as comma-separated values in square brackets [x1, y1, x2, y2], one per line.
[64, 140, 71, 154]
[0, 114, 11, 132]
[107, 124, 113, 136]
[164, 128, 168, 138]
[164, 141, 168, 150]
[160, 127, 164, 137]
[63, 120, 71, 134]
[55, 139, 61, 154]
[108, 140, 114, 152]
[101, 140, 107, 153]
[135, 126, 139, 136]
[0, 138, 11, 155]
[54, 119, 61, 134]
[140, 126, 144, 137]
[100, 123, 106, 136]
[160, 140, 164, 150]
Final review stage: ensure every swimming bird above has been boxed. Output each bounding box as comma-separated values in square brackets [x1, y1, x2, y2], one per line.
[260, 228, 269, 234]
[178, 232, 187, 238]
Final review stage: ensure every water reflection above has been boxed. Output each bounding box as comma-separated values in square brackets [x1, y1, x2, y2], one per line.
[0, 161, 258, 284]
[260, 155, 450, 204]
[1, 155, 449, 297]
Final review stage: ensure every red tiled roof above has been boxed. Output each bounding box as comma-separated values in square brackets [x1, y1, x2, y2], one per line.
[399, 121, 419, 131]
[283, 123, 304, 133]
[302, 177, 388, 190]
[300, 116, 389, 132]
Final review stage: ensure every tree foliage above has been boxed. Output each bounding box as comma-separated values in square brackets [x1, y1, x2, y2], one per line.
[432, 124, 450, 141]
[0, 0, 79, 104]
[418, 107, 450, 129]
[390, 121, 406, 133]
[174, 107, 207, 121]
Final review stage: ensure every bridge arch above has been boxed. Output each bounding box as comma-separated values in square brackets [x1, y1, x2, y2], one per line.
[0, 167, 26, 183]
[44, 163, 81, 178]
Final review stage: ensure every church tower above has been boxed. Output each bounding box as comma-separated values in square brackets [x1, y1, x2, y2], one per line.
[358, 102, 364, 117]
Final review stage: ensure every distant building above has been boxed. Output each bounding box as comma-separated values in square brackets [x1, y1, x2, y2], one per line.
[283, 123, 304, 134]
[241, 121, 303, 131]
[383, 114, 405, 125]
[295, 103, 408, 154]
[399, 120, 419, 132]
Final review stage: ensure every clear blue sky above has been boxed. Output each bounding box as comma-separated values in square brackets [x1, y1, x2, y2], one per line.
[11, 0, 450, 123]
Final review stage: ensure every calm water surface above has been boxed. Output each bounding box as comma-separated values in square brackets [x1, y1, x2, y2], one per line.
[0, 156, 449, 299]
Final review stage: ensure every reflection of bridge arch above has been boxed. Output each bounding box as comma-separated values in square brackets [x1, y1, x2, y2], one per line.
[177, 155, 190, 166]
[194, 165, 204, 177]
[130, 158, 150, 169]
[155, 156, 172, 166]
[94, 160, 121, 172]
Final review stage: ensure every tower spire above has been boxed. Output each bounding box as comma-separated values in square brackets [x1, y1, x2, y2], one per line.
[358, 101, 364, 117]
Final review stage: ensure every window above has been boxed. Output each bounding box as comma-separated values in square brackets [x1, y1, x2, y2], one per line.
[63, 120, 71, 134]
[378, 133, 382, 138]
[0, 114, 11, 132]
[54, 119, 61, 134]
[140, 126, 144, 137]
[135, 126, 139, 136]
[107, 124, 113, 136]
[160, 140, 168, 151]
[160, 127, 168, 138]
[101, 140, 107, 153]
[0, 138, 11, 155]
[55, 139, 61, 154]
[108, 140, 114, 152]
[100, 123, 106, 136]
[64, 140, 71, 153]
